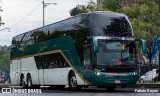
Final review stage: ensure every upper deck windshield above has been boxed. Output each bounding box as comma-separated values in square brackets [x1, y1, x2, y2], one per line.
[96, 40, 136, 72]
[89, 12, 133, 37]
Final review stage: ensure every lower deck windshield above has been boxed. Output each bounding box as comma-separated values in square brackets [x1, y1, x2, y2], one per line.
[96, 40, 136, 72]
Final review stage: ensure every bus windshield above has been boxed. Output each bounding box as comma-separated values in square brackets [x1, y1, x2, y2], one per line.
[96, 40, 136, 68]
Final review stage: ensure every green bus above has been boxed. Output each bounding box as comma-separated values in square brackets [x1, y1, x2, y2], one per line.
[10, 11, 138, 91]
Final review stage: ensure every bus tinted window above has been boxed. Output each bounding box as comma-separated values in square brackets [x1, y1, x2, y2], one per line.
[34, 52, 69, 69]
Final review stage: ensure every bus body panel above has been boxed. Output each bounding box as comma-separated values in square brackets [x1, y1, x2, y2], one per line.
[21, 57, 39, 85]
[10, 60, 19, 85]
[44, 68, 63, 85]
[38, 69, 44, 85]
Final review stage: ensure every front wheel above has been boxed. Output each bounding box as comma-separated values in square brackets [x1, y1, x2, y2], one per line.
[69, 73, 80, 90]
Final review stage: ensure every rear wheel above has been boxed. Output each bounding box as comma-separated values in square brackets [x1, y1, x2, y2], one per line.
[27, 75, 32, 88]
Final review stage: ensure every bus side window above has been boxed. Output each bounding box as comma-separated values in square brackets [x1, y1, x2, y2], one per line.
[83, 44, 91, 66]
[34, 56, 43, 69]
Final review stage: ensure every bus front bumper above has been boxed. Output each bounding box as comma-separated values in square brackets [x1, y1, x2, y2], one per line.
[92, 71, 138, 85]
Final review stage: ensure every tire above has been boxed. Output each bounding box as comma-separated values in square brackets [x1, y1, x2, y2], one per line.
[69, 73, 80, 91]
[20, 76, 26, 88]
[106, 85, 116, 91]
[140, 79, 144, 83]
[27, 75, 32, 88]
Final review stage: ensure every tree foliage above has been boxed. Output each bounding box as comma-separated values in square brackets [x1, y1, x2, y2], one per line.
[120, 0, 160, 42]
[69, 0, 97, 16]
[102, 0, 121, 11]
[0, 46, 10, 72]
[69, 5, 81, 16]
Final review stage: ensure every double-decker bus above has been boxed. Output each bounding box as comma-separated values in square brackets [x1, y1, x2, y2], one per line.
[10, 11, 138, 91]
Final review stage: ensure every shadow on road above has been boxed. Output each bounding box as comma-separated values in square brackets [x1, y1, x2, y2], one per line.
[41, 87, 134, 93]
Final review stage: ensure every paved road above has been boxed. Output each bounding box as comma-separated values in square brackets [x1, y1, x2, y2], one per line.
[0, 86, 159, 96]
[42, 87, 160, 93]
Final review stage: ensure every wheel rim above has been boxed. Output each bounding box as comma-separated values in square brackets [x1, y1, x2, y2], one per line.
[28, 78, 32, 87]
[22, 78, 25, 87]
[70, 76, 77, 88]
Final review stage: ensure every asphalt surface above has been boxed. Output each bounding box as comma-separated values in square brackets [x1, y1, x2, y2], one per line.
[0, 86, 159, 96]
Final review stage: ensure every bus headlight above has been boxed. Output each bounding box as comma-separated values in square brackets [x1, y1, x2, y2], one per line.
[132, 72, 137, 75]
[97, 72, 100, 76]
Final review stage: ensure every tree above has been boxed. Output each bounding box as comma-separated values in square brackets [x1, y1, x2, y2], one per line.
[69, 0, 97, 16]
[118, 0, 160, 42]
[86, 0, 97, 12]
[69, 5, 81, 16]
[0, 46, 10, 73]
[102, 0, 121, 11]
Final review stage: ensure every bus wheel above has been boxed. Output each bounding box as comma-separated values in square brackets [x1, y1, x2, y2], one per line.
[106, 85, 116, 91]
[20, 76, 26, 88]
[69, 73, 79, 91]
[27, 75, 32, 88]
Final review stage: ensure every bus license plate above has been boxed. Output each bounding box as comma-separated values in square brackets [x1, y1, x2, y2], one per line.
[115, 80, 121, 84]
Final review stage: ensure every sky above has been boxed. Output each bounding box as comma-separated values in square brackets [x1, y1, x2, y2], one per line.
[0, 0, 96, 46]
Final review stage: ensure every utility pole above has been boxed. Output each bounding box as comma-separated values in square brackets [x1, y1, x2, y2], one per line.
[42, 1, 57, 26]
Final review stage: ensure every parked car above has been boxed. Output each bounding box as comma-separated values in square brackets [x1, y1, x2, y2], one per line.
[140, 69, 159, 83]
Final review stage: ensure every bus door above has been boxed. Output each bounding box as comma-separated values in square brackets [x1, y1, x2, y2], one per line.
[83, 44, 93, 84]
[11, 59, 21, 85]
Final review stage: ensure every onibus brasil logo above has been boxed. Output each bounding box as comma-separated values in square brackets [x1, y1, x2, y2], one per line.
[2, 88, 42, 93]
